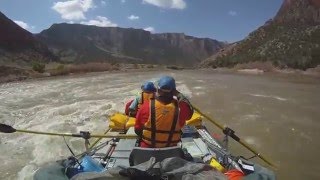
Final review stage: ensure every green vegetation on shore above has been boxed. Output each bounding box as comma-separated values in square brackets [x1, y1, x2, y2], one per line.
[203, 24, 320, 70]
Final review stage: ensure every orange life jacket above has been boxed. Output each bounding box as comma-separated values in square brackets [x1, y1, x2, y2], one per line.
[138, 92, 154, 109]
[142, 99, 181, 148]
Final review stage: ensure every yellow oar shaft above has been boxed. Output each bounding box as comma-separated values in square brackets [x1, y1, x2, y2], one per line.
[238, 139, 275, 167]
[17, 129, 75, 137]
[192, 106, 224, 130]
[192, 105, 276, 168]
[16, 129, 137, 139]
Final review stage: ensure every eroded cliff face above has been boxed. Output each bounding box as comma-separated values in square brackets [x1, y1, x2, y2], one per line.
[274, 0, 320, 24]
[0, 11, 56, 65]
[201, 0, 320, 70]
[37, 23, 225, 66]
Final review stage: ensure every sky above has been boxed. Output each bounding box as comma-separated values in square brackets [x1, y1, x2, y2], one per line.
[0, 0, 283, 42]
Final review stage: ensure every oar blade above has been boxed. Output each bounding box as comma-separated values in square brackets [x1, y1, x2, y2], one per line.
[0, 124, 16, 133]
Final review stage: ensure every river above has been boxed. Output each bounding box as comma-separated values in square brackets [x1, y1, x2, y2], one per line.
[0, 70, 319, 180]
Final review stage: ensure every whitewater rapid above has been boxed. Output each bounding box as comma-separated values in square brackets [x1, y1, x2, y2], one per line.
[0, 71, 194, 179]
[1, 70, 320, 180]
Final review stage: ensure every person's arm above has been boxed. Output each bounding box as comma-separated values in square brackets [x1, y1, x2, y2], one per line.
[174, 90, 194, 127]
[125, 99, 134, 115]
[129, 96, 140, 110]
[134, 101, 150, 136]
[128, 96, 141, 117]
[178, 101, 193, 127]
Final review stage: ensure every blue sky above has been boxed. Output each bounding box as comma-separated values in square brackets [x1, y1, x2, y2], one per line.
[0, 0, 282, 42]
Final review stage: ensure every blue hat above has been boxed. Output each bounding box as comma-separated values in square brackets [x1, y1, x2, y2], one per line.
[142, 81, 156, 92]
[158, 76, 176, 92]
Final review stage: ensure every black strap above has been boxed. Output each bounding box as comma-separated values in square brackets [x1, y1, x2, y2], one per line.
[150, 99, 156, 148]
[140, 92, 144, 104]
[141, 136, 180, 144]
[166, 101, 179, 147]
[142, 127, 180, 134]
[63, 136, 81, 166]
[223, 127, 240, 142]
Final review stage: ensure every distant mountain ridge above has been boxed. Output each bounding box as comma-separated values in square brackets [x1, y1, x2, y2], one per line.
[36, 23, 225, 66]
[201, 0, 320, 70]
[0, 11, 57, 66]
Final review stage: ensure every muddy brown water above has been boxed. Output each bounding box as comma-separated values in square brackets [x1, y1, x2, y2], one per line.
[0, 70, 319, 179]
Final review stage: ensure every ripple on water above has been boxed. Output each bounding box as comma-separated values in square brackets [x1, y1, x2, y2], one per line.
[193, 86, 204, 90]
[246, 93, 288, 101]
[244, 136, 261, 148]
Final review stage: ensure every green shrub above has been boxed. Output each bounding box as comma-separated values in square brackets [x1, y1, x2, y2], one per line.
[32, 62, 45, 73]
[56, 64, 64, 71]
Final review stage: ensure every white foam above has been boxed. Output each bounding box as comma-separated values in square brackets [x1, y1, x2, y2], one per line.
[17, 163, 37, 180]
[241, 114, 260, 121]
[1, 72, 196, 179]
[246, 93, 288, 101]
[244, 136, 261, 148]
[194, 92, 205, 96]
[193, 86, 203, 90]
[176, 84, 193, 99]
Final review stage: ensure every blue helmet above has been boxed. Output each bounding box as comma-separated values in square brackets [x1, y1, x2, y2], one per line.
[141, 81, 156, 92]
[157, 76, 176, 92]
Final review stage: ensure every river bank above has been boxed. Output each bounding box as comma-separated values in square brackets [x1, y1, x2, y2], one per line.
[205, 61, 320, 77]
[0, 63, 169, 84]
[1, 63, 319, 84]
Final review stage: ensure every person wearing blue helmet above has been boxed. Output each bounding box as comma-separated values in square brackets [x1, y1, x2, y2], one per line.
[126, 81, 156, 117]
[135, 76, 193, 148]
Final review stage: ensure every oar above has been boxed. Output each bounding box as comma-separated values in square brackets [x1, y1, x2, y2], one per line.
[0, 124, 137, 139]
[191, 105, 276, 168]
[89, 128, 111, 149]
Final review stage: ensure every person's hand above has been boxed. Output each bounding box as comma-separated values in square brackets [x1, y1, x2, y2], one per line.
[128, 109, 136, 117]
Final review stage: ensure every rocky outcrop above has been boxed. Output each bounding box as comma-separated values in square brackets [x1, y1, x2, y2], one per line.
[36, 23, 225, 67]
[0, 11, 57, 66]
[201, 0, 320, 70]
[275, 0, 320, 25]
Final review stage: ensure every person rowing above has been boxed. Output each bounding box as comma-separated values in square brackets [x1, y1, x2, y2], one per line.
[134, 76, 193, 148]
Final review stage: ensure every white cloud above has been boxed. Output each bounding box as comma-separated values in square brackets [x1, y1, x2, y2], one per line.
[144, 26, 155, 32]
[52, 0, 95, 20]
[14, 20, 34, 30]
[121, 0, 126, 3]
[128, 15, 139, 20]
[81, 16, 117, 27]
[101, 0, 106, 5]
[142, 0, 186, 9]
[228, 10, 237, 16]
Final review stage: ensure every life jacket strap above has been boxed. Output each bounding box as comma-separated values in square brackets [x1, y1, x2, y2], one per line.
[150, 99, 156, 148]
[166, 101, 179, 147]
[142, 127, 180, 134]
[141, 136, 180, 144]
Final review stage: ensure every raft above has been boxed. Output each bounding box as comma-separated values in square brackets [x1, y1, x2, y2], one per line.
[33, 111, 275, 180]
